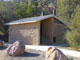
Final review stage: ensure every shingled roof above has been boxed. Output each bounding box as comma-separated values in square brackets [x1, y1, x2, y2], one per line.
[5, 15, 66, 25]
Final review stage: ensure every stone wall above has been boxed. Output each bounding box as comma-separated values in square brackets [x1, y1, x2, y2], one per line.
[9, 22, 40, 45]
[9, 17, 66, 45]
[52, 23, 65, 44]
[41, 18, 53, 45]
[41, 17, 66, 45]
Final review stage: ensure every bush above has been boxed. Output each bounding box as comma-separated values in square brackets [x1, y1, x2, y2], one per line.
[66, 30, 80, 50]
[66, 5, 80, 50]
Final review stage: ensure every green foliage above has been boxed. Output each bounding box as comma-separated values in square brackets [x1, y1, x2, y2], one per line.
[0, 2, 19, 22]
[57, 0, 79, 23]
[57, 0, 80, 50]
[0, 31, 4, 35]
[17, 2, 28, 18]
[26, 5, 35, 17]
[0, 2, 19, 27]
[42, 8, 47, 12]
[70, 6, 80, 30]
[66, 30, 80, 49]
[33, 1, 38, 6]
[66, 5, 80, 50]
[42, 8, 48, 15]
[0, 2, 19, 41]
[17, 2, 40, 18]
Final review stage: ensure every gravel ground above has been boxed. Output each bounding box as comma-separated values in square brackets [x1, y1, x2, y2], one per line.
[0, 47, 46, 60]
[73, 58, 80, 60]
[0, 47, 80, 60]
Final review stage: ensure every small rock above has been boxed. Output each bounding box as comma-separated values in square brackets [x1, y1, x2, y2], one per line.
[6, 41, 25, 56]
[46, 47, 68, 60]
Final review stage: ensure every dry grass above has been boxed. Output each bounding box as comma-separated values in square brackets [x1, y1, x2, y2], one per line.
[57, 46, 80, 52]
[0, 50, 9, 60]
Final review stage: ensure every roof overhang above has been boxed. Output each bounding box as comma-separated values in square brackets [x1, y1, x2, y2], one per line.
[5, 15, 66, 25]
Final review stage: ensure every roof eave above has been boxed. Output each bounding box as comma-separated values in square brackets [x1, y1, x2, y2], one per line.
[5, 15, 66, 25]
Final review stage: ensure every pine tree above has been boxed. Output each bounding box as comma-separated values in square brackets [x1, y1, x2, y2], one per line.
[66, 5, 80, 50]
[17, 2, 38, 18]
[26, 5, 35, 17]
[57, 0, 79, 23]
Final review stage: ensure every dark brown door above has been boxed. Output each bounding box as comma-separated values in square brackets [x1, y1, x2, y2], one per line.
[53, 37, 56, 43]
[40, 21, 42, 44]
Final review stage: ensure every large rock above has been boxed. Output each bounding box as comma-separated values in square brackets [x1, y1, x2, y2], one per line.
[0, 40, 4, 47]
[46, 47, 68, 60]
[6, 41, 25, 56]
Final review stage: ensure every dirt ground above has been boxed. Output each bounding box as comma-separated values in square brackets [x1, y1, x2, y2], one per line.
[0, 47, 80, 60]
[0, 47, 46, 60]
[73, 58, 80, 60]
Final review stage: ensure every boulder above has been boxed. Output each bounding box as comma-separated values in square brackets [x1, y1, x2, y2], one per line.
[0, 40, 4, 47]
[46, 47, 68, 60]
[6, 41, 25, 56]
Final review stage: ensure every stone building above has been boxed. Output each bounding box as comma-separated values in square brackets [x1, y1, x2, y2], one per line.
[5, 15, 66, 45]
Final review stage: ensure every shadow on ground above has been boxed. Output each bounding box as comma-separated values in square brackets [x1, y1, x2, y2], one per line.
[0, 47, 7, 50]
[17, 52, 40, 57]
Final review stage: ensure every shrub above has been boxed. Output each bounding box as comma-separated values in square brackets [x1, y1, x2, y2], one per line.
[66, 5, 80, 50]
[66, 30, 80, 50]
